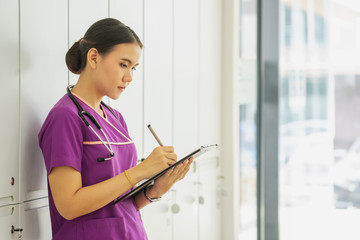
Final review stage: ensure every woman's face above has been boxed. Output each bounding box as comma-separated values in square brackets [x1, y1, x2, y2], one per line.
[94, 43, 142, 100]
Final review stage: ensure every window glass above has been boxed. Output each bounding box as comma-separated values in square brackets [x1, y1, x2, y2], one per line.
[239, 0, 257, 239]
[279, 0, 360, 239]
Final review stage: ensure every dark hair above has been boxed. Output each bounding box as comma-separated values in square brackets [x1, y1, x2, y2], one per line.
[66, 18, 143, 74]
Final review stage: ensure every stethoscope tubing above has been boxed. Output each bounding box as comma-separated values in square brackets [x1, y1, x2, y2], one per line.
[66, 85, 116, 162]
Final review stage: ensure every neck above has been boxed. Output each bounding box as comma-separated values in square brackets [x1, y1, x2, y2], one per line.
[71, 76, 104, 114]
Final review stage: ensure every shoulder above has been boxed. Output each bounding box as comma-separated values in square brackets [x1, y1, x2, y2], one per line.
[48, 95, 82, 123]
[38, 95, 84, 140]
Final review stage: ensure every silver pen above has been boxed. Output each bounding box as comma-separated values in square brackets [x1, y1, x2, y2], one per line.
[147, 124, 164, 146]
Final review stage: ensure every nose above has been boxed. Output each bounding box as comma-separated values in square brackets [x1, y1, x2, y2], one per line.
[123, 69, 133, 83]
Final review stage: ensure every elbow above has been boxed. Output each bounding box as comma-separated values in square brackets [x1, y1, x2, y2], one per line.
[61, 212, 76, 221]
[55, 203, 79, 220]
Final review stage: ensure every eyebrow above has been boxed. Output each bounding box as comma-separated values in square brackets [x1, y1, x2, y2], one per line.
[121, 58, 139, 66]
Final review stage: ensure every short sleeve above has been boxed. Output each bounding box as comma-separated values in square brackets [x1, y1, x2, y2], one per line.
[38, 108, 83, 175]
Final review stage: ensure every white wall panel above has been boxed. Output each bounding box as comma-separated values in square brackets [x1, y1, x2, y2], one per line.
[142, 0, 174, 239]
[198, 0, 222, 238]
[109, 0, 144, 40]
[143, 0, 174, 153]
[109, 0, 144, 159]
[199, 0, 222, 146]
[198, 156, 221, 240]
[68, 0, 109, 85]
[173, 0, 200, 153]
[0, 0, 223, 239]
[0, 0, 20, 207]
[172, 0, 200, 239]
[19, 0, 68, 204]
[20, 198, 51, 240]
[0, 205, 20, 240]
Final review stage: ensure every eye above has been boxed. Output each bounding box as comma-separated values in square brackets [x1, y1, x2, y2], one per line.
[131, 67, 137, 71]
[120, 63, 128, 68]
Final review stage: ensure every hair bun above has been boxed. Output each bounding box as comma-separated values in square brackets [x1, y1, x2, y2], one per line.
[65, 40, 82, 74]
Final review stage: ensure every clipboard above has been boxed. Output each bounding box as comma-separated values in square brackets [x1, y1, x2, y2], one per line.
[113, 144, 218, 204]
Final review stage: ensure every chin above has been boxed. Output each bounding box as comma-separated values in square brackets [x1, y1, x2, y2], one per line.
[108, 92, 122, 100]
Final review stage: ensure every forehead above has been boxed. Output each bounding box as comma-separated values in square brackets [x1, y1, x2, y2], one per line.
[107, 43, 142, 62]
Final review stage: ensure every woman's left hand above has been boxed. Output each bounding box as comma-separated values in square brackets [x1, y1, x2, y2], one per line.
[146, 157, 194, 198]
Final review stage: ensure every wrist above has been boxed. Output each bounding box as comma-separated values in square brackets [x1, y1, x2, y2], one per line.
[146, 185, 162, 199]
[126, 165, 144, 185]
[144, 185, 162, 202]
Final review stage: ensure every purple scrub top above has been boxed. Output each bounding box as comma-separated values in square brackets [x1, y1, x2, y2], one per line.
[38, 93, 148, 240]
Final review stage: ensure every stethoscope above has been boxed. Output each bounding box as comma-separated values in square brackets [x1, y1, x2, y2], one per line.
[66, 85, 119, 162]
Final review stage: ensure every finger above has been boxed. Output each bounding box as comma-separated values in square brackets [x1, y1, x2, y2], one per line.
[165, 152, 177, 161]
[167, 159, 176, 166]
[178, 162, 191, 179]
[166, 164, 184, 182]
[174, 163, 184, 174]
[165, 168, 174, 177]
[180, 160, 188, 171]
[178, 159, 189, 169]
[178, 166, 190, 180]
[162, 146, 174, 153]
[185, 158, 194, 168]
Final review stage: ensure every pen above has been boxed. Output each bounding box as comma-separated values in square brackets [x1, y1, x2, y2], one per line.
[147, 124, 164, 146]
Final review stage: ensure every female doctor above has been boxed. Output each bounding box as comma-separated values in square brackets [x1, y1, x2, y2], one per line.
[38, 18, 193, 240]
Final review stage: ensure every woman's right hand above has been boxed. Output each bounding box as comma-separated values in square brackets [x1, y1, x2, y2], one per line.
[137, 146, 177, 179]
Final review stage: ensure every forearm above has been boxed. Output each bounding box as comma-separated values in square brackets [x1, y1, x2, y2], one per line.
[66, 172, 132, 219]
[51, 165, 144, 220]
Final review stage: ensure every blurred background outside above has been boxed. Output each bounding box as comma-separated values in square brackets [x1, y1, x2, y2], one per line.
[238, 0, 360, 239]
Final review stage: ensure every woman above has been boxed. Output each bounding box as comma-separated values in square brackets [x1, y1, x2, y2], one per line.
[38, 18, 193, 240]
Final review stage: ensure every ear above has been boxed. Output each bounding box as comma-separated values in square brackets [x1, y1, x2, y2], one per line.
[87, 48, 100, 69]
